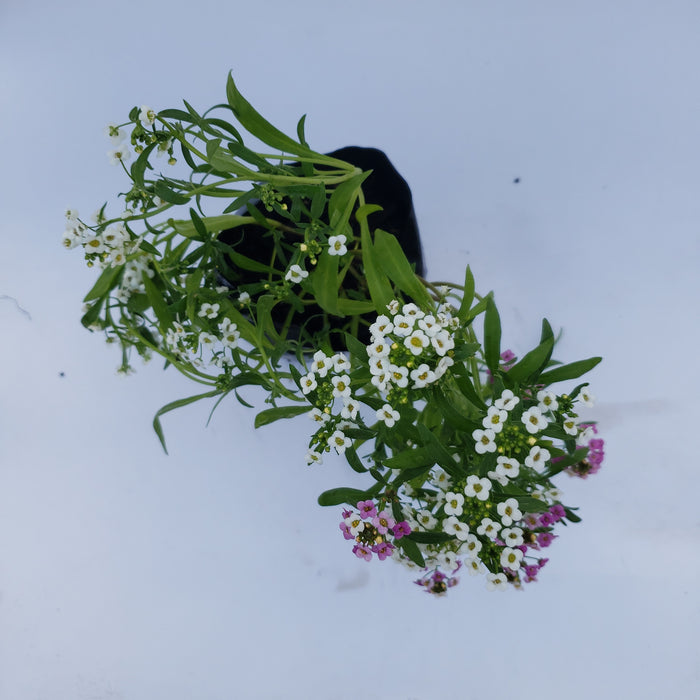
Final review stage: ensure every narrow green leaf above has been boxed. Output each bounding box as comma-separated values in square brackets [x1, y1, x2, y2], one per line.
[141, 272, 173, 332]
[457, 266, 475, 322]
[138, 240, 161, 256]
[130, 143, 157, 188]
[345, 446, 368, 473]
[296, 114, 308, 147]
[452, 368, 487, 411]
[336, 298, 374, 315]
[344, 331, 368, 360]
[158, 108, 195, 122]
[170, 214, 250, 239]
[416, 423, 460, 476]
[483, 296, 502, 373]
[254, 404, 309, 428]
[373, 229, 432, 306]
[317, 486, 375, 507]
[539, 357, 602, 384]
[152, 389, 220, 453]
[399, 537, 425, 567]
[154, 181, 190, 205]
[83, 265, 123, 302]
[328, 171, 368, 232]
[507, 337, 554, 383]
[565, 507, 582, 523]
[311, 251, 339, 315]
[357, 212, 393, 313]
[384, 446, 434, 470]
[80, 298, 104, 328]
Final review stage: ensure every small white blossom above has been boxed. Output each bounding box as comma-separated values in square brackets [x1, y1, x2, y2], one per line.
[344, 513, 365, 536]
[198, 331, 217, 347]
[563, 416, 578, 436]
[500, 547, 524, 570]
[482, 406, 508, 433]
[285, 264, 308, 283]
[579, 388, 596, 407]
[496, 456, 520, 479]
[466, 558, 485, 576]
[464, 475, 492, 501]
[369, 315, 393, 338]
[329, 429, 352, 455]
[433, 468, 452, 491]
[443, 491, 465, 516]
[477, 517, 502, 538]
[139, 105, 157, 127]
[494, 389, 520, 411]
[392, 314, 414, 337]
[404, 329, 430, 356]
[327, 234, 348, 256]
[104, 124, 126, 145]
[434, 356, 454, 378]
[311, 350, 331, 377]
[331, 374, 352, 399]
[370, 372, 390, 392]
[306, 450, 323, 465]
[331, 353, 351, 373]
[340, 397, 359, 420]
[460, 534, 483, 559]
[300, 372, 317, 395]
[416, 509, 437, 529]
[501, 527, 524, 547]
[497, 498, 523, 527]
[521, 406, 548, 434]
[430, 329, 454, 356]
[537, 390, 559, 413]
[525, 445, 551, 470]
[376, 404, 400, 427]
[198, 302, 220, 319]
[472, 428, 497, 454]
[443, 515, 470, 541]
[237, 291, 251, 305]
[368, 338, 391, 358]
[486, 572, 508, 591]
[107, 146, 131, 165]
[309, 407, 329, 423]
[417, 314, 440, 337]
[388, 364, 409, 388]
[387, 300, 400, 315]
[410, 363, 436, 388]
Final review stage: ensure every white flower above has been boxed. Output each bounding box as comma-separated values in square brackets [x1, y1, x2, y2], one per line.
[443, 491, 465, 516]
[388, 364, 409, 388]
[376, 404, 400, 427]
[521, 406, 548, 434]
[139, 105, 157, 127]
[107, 248, 127, 267]
[104, 124, 126, 144]
[579, 425, 596, 443]
[83, 235, 106, 254]
[416, 509, 437, 529]
[327, 234, 348, 256]
[476, 517, 501, 538]
[494, 389, 520, 411]
[284, 264, 308, 283]
[300, 372, 317, 395]
[579, 388, 595, 407]
[401, 303, 423, 318]
[500, 547, 524, 570]
[102, 224, 129, 248]
[430, 329, 454, 356]
[331, 353, 351, 373]
[434, 356, 454, 379]
[466, 558, 485, 576]
[344, 513, 365, 536]
[495, 456, 520, 480]
[486, 572, 508, 591]
[404, 329, 430, 356]
[331, 374, 352, 400]
[309, 407, 329, 423]
[237, 291, 251, 305]
[198, 302, 220, 319]
[306, 450, 323, 465]
[433, 468, 452, 491]
[497, 498, 523, 527]
[368, 338, 391, 358]
[311, 350, 331, 377]
[482, 406, 508, 433]
[410, 363, 436, 388]
[525, 445, 551, 470]
[501, 527, 524, 547]
[61, 228, 82, 249]
[107, 146, 131, 165]
[370, 372, 390, 392]
[487, 470, 509, 486]
[329, 430, 352, 455]
[443, 515, 470, 541]
[219, 320, 240, 348]
[537, 390, 559, 413]
[464, 475, 492, 501]
[387, 300, 400, 315]
[417, 314, 440, 337]
[198, 331, 217, 347]
[438, 551, 460, 571]
[340, 397, 359, 420]
[460, 534, 483, 559]
[563, 416, 578, 436]
[392, 315, 414, 337]
[369, 315, 393, 338]
[472, 428, 497, 454]
[65, 208, 80, 223]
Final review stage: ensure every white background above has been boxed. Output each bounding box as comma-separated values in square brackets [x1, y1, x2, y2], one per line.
[1, 1, 699, 698]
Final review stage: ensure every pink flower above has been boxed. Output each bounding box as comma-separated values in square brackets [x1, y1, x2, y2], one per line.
[352, 544, 373, 561]
[392, 521, 412, 540]
[372, 510, 395, 535]
[339, 522, 354, 541]
[357, 500, 377, 519]
[537, 532, 557, 548]
[550, 504, 566, 521]
[372, 542, 395, 561]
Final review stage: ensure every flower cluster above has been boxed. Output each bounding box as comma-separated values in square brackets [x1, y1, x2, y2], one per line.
[340, 499, 412, 562]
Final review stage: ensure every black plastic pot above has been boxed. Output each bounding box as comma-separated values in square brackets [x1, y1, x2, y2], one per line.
[217, 146, 424, 349]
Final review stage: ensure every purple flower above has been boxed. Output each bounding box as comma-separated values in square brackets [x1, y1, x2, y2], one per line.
[339, 522, 355, 540]
[342, 508, 352, 519]
[392, 521, 412, 540]
[372, 541, 395, 561]
[372, 510, 395, 535]
[352, 544, 372, 561]
[524, 564, 539, 581]
[550, 504, 566, 521]
[537, 532, 557, 548]
[357, 500, 377, 519]
[538, 512, 555, 528]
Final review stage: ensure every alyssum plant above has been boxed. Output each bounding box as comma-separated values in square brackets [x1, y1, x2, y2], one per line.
[65, 74, 604, 594]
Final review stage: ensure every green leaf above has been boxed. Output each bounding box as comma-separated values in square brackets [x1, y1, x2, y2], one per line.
[83, 265, 123, 302]
[141, 272, 173, 332]
[345, 446, 368, 473]
[565, 507, 582, 523]
[317, 486, 377, 507]
[154, 181, 190, 205]
[506, 337, 554, 383]
[254, 404, 310, 428]
[483, 296, 502, 373]
[296, 114, 308, 147]
[457, 265, 475, 322]
[328, 171, 368, 232]
[416, 423, 460, 476]
[539, 357, 602, 384]
[373, 229, 432, 306]
[399, 537, 425, 567]
[357, 210, 393, 313]
[130, 143, 157, 188]
[452, 368, 487, 411]
[407, 531, 452, 544]
[138, 240, 161, 256]
[343, 331, 368, 360]
[170, 214, 250, 239]
[336, 298, 374, 315]
[152, 389, 220, 453]
[158, 108, 195, 122]
[226, 74, 317, 157]
[499, 489, 549, 513]
[80, 298, 104, 328]
[311, 251, 339, 315]
[385, 446, 434, 470]
[544, 447, 590, 477]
